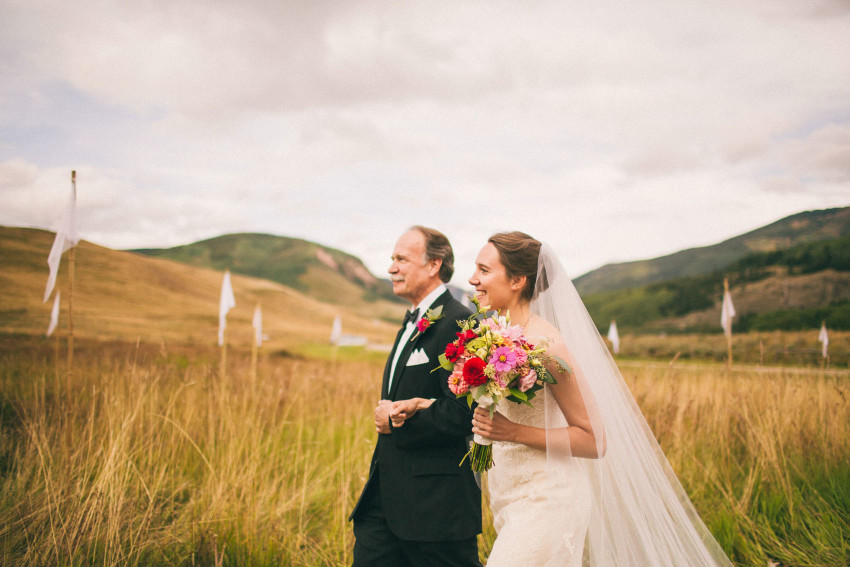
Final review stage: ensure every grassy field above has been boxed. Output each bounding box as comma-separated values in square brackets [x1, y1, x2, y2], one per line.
[0, 336, 847, 566]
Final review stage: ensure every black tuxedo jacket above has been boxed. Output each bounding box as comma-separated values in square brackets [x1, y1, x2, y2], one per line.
[350, 289, 481, 542]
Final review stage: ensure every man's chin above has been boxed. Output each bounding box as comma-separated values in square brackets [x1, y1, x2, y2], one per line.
[391, 283, 407, 297]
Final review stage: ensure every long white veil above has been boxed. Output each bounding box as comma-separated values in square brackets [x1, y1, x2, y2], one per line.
[533, 243, 732, 566]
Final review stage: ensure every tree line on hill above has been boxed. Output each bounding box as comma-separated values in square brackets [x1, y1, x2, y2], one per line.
[583, 234, 850, 334]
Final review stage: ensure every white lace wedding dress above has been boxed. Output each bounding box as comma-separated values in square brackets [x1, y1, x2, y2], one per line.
[486, 395, 591, 567]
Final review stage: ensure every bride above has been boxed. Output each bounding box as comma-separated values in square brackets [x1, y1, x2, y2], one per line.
[392, 231, 733, 566]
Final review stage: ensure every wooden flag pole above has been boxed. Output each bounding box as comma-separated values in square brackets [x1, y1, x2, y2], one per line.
[67, 170, 76, 392]
[724, 278, 732, 371]
[250, 339, 258, 385]
[250, 303, 259, 385]
[220, 329, 227, 380]
[54, 322, 61, 392]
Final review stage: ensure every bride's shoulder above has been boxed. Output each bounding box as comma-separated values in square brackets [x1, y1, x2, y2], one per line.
[525, 316, 567, 357]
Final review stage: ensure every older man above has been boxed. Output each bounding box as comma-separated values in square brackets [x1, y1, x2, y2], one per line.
[350, 226, 481, 567]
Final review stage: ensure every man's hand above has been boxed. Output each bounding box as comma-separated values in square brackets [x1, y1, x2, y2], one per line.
[374, 400, 393, 434]
[390, 397, 435, 428]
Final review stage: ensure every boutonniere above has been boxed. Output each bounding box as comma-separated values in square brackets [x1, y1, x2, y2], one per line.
[410, 305, 444, 341]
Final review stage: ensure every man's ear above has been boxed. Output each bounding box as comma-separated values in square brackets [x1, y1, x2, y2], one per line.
[428, 259, 442, 278]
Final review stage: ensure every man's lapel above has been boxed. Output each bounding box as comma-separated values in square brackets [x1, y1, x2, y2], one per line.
[388, 326, 423, 400]
[387, 290, 453, 400]
[381, 326, 407, 399]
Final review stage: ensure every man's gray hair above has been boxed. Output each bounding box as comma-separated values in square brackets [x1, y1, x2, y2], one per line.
[410, 225, 454, 283]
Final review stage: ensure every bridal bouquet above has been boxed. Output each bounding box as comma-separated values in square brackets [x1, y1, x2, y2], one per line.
[437, 297, 564, 472]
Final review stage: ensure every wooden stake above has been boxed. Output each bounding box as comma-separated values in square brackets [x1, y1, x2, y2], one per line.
[54, 326, 61, 396]
[724, 277, 732, 371]
[250, 304, 259, 385]
[67, 170, 76, 392]
[53, 330, 62, 399]
[220, 330, 227, 380]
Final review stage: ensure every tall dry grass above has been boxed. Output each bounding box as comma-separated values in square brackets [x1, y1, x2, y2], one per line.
[0, 336, 847, 565]
[0, 339, 379, 565]
[620, 362, 849, 565]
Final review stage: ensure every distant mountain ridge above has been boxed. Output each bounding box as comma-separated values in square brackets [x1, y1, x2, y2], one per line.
[575, 207, 850, 295]
[132, 233, 404, 308]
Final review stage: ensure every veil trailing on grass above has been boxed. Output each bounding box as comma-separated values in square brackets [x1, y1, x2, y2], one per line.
[533, 243, 732, 566]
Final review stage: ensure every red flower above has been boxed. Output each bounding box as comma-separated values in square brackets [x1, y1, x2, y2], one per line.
[416, 318, 431, 333]
[456, 330, 476, 345]
[462, 357, 487, 387]
[445, 342, 462, 362]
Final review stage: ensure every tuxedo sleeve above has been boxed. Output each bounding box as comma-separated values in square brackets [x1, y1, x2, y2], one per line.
[389, 376, 472, 449]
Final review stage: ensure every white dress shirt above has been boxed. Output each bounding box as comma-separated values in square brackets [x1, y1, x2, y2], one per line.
[387, 283, 447, 392]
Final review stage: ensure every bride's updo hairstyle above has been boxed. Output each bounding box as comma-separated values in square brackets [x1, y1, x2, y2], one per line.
[487, 231, 543, 302]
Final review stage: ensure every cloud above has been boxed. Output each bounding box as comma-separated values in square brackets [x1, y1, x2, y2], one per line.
[783, 123, 850, 183]
[1, 0, 848, 282]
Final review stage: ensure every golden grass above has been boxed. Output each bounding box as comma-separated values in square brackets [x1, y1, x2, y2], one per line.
[0, 337, 847, 566]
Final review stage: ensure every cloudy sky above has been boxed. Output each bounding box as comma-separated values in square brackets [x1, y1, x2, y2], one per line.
[1, 1, 848, 284]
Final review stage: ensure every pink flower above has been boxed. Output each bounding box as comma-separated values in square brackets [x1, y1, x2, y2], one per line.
[501, 323, 525, 342]
[416, 318, 431, 333]
[489, 346, 517, 374]
[517, 368, 537, 392]
[512, 347, 528, 367]
[492, 372, 510, 389]
[448, 370, 469, 395]
[482, 316, 508, 333]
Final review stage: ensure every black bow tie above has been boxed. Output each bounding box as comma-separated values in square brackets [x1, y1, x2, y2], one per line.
[403, 308, 420, 326]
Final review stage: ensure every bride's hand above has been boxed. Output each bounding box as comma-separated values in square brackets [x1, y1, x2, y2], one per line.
[472, 406, 517, 442]
[390, 397, 433, 427]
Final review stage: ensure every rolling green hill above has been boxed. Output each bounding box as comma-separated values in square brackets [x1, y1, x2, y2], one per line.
[132, 233, 405, 313]
[575, 207, 850, 295]
[583, 234, 850, 334]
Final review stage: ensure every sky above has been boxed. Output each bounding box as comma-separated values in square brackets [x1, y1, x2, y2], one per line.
[1, 0, 849, 285]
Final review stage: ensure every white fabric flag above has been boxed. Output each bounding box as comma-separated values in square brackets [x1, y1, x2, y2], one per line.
[218, 270, 236, 346]
[330, 315, 342, 344]
[607, 320, 620, 354]
[43, 185, 80, 302]
[818, 322, 829, 359]
[253, 304, 263, 347]
[721, 288, 736, 337]
[47, 292, 61, 336]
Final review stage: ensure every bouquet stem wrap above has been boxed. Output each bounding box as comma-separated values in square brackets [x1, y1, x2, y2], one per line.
[468, 401, 494, 472]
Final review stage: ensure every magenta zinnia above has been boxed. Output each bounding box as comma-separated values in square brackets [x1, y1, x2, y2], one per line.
[489, 346, 517, 374]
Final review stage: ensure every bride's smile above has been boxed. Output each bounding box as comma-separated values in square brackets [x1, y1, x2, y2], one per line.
[468, 242, 525, 314]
